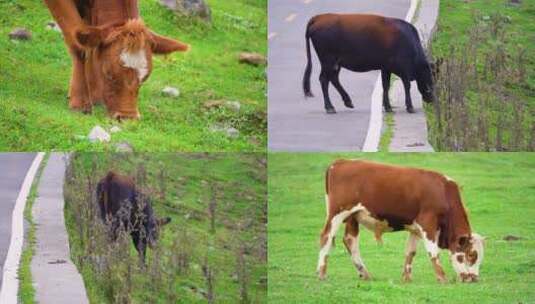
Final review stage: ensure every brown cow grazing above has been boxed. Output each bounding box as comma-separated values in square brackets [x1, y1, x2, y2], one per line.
[303, 14, 436, 114]
[97, 171, 171, 263]
[317, 160, 484, 283]
[44, 0, 189, 119]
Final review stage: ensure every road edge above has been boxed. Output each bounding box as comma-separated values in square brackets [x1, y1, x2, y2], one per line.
[362, 0, 419, 152]
[388, 0, 440, 152]
[0, 152, 45, 304]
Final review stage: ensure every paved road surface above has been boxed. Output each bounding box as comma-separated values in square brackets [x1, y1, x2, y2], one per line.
[0, 153, 36, 289]
[268, 0, 410, 151]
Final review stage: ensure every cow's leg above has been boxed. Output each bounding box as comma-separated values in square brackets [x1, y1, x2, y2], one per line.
[381, 70, 393, 112]
[343, 217, 371, 280]
[68, 48, 90, 112]
[330, 67, 354, 109]
[317, 205, 362, 280]
[416, 215, 447, 283]
[401, 77, 415, 113]
[402, 233, 419, 282]
[319, 68, 336, 114]
[132, 232, 147, 266]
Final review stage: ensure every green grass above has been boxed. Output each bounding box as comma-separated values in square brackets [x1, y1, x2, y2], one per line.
[0, 0, 266, 152]
[379, 112, 394, 152]
[426, 0, 535, 151]
[18, 153, 49, 304]
[64, 153, 267, 303]
[268, 152, 535, 303]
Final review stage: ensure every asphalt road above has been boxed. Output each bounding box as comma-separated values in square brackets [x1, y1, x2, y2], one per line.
[268, 0, 411, 151]
[0, 153, 36, 289]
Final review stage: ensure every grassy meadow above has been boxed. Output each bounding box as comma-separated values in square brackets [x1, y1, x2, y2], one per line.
[426, 0, 535, 151]
[0, 0, 266, 151]
[268, 153, 535, 303]
[63, 153, 267, 303]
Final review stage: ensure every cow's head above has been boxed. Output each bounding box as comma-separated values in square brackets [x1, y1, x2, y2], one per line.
[450, 233, 485, 282]
[415, 61, 436, 103]
[75, 19, 189, 120]
[146, 215, 171, 248]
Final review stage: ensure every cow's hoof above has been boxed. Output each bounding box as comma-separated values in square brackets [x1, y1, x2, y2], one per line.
[305, 92, 314, 98]
[325, 108, 337, 114]
[406, 107, 415, 114]
[344, 101, 354, 109]
[437, 277, 447, 284]
[360, 273, 371, 281]
[402, 274, 412, 283]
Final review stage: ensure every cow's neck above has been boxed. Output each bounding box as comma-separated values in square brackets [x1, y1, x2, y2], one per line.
[443, 196, 472, 252]
[86, 0, 139, 26]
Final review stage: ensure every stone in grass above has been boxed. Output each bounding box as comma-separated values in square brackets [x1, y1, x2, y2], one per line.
[209, 124, 239, 138]
[159, 0, 211, 22]
[239, 52, 267, 66]
[115, 141, 134, 152]
[162, 86, 180, 98]
[503, 235, 522, 241]
[9, 28, 32, 40]
[88, 125, 111, 143]
[110, 126, 122, 133]
[46, 21, 62, 32]
[203, 100, 241, 112]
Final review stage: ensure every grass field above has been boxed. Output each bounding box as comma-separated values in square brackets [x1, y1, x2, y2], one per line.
[268, 153, 535, 303]
[426, 0, 535, 151]
[64, 153, 267, 303]
[0, 0, 266, 152]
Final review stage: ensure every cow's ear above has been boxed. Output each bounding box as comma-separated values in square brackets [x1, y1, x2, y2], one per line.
[157, 217, 171, 227]
[458, 235, 470, 250]
[149, 31, 189, 54]
[75, 26, 103, 48]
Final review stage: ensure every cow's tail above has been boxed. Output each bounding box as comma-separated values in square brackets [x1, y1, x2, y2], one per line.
[303, 19, 314, 98]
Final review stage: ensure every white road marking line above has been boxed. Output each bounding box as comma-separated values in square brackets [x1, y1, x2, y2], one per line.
[285, 13, 297, 22]
[362, 0, 419, 152]
[268, 32, 277, 40]
[0, 152, 45, 304]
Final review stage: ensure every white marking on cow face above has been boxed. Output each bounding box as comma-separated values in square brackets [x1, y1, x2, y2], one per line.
[450, 233, 485, 282]
[120, 49, 148, 82]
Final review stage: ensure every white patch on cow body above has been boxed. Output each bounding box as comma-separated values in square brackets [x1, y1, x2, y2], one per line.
[444, 175, 454, 182]
[317, 204, 365, 270]
[414, 223, 440, 258]
[120, 49, 148, 81]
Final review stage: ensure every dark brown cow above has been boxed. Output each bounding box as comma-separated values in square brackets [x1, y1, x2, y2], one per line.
[44, 0, 189, 119]
[317, 160, 484, 283]
[303, 14, 436, 114]
[97, 171, 171, 263]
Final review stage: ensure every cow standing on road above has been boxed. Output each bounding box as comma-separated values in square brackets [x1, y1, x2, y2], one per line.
[303, 14, 436, 114]
[317, 160, 484, 283]
[96, 171, 171, 263]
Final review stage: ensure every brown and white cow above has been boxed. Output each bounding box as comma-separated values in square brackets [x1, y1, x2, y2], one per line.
[317, 160, 484, 283]
[43, 0, 189, 119]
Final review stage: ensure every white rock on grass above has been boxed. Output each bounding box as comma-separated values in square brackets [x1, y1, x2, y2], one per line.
[210, 124, 239, 138]
[110, 126, 122, 133]
[225, 101, 241, 112]
[162, 86, 180, 98]
[88, 126, 111, 143]
[46, 21, 62, 33]
[115, 141, 133, 152]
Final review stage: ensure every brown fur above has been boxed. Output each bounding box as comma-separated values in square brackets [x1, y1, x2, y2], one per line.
[43, 0, 189, 119]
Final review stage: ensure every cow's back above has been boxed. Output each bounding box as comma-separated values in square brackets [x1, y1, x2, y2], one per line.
[307, 14, 422, 73]
[327, 160, 449, 226]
